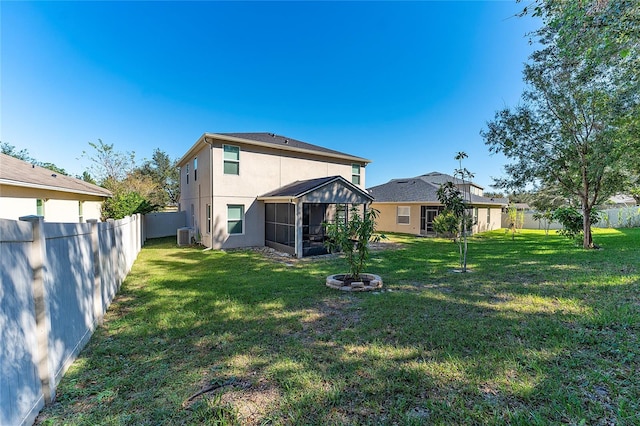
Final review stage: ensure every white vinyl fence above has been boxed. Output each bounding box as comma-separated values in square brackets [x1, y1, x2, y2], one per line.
[501, 206, 640, 231]
[0, 214, 144, 426]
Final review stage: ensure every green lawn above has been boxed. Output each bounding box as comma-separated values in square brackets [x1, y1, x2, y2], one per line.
[36, 229, 640, 425]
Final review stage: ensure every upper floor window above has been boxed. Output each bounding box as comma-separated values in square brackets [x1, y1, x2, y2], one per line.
[194, 157, 198, 181]
[351, 164, 361, 185]
[185, 164, 189, 184]
[223, 145, 240, 175]
[397, 206, 410, 224]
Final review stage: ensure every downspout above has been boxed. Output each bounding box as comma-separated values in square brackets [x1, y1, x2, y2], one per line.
[204, 136, 215, 249]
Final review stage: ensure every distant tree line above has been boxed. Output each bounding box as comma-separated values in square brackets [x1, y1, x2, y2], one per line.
[1, 140, 180, 220]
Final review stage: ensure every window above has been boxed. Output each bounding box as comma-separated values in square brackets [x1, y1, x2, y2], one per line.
[194, 157, 198, 181]
[486, 208, 491, 227]
[223, 145, 240, 175]
[186, 164, 189, 184]
[227, 205, 244, 234]
[78, 201, 84, 223]
[36, 199, 45, 217]
[351, 164, 361, 185]
[206, 204, 211, 233]
[397, 206, 410, 224]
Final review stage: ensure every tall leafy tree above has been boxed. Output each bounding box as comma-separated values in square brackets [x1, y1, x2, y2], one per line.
[482, 0, 639, 249]
[82, 140, 160, 219]
[136, 149, 180, 206]
[82, 139, 136, 188]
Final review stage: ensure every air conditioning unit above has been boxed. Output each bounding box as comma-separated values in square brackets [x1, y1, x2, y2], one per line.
[177, 227, 192, 246]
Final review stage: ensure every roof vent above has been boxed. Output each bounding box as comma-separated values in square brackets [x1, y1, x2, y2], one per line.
[284, 139, 289, 144]
[51, 174, 57, 178]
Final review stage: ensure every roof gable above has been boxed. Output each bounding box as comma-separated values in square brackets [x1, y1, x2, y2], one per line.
[259, 175, 373, 202]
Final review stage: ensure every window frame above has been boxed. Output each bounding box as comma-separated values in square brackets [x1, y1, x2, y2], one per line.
[351, 163, 361, 185]
[397, 206, 411, 225]
[194, 157, 198, 181]
[227, 204, 244, 235]
[36, 199, 45, 217]
[223, 144, 240, 175]
[206, 204, 211, 234]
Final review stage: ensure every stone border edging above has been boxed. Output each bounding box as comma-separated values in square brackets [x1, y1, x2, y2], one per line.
[326, 273, 383, 292]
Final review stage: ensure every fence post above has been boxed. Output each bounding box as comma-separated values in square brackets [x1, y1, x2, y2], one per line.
[19, 215, 55, 404]
[87, 219, 103, 326]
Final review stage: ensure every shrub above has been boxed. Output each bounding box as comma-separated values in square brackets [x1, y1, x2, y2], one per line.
[323, 205, 383, 281]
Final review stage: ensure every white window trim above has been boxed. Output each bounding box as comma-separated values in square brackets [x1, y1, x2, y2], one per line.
[397, 206, 410, 225]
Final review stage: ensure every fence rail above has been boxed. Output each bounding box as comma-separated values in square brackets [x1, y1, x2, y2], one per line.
[1, 214, 144, 426]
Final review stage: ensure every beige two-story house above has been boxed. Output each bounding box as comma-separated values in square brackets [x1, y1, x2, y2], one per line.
[177, 133, 373, 257]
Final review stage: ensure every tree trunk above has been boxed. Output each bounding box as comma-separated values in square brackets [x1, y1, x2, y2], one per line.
[582, 204, 594, 249]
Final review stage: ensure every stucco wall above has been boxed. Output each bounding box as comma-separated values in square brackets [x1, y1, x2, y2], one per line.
[0, 197, 103, 222]
[179, 140, 368, 249]
[372, 203, 503, 236]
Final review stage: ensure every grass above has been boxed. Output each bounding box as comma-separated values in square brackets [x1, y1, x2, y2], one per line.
[36, 228, 640, 425]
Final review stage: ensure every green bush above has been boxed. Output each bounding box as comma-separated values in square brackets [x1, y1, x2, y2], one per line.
[101, 191, 157, 220]
[552, 207, 599, 242]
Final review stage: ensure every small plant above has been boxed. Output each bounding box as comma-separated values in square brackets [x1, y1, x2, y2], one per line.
[532, 210, 553, 236]
[323, 205, 383, 281]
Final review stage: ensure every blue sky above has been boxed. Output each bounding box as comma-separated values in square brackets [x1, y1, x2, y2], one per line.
[1, 1, 540, 190]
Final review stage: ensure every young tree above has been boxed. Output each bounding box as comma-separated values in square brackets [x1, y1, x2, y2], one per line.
[323, 205, 382, 281]
[482, 1, 639, 249]
[436, 152, 474, 272]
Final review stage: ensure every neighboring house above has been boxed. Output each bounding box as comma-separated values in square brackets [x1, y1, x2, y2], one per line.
[608, 194, 637, 207]
[367, 171, 507, 236]
[177, 132, 372, 257]
[0, 153, 111, 222]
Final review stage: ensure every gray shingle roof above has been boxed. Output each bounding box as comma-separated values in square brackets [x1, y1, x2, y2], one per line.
[367, 172, 506, 206]
[368, 178, 441, 203]
[217, 132, 370, 162]
[0, 153, 112, 198]
[418, 171, 482, 188]
[260, 175, 373, 201]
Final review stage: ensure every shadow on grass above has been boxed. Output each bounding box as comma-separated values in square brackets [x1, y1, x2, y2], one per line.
[37, 230, 640, 425]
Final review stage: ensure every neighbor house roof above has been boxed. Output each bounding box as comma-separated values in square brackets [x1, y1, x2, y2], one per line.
[368, 172, 506, 206]
[0, 153, 112, 199]
[418, 171, 483, 189]
[178, 132, 371, 166]
[259, 175, 373, 201]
